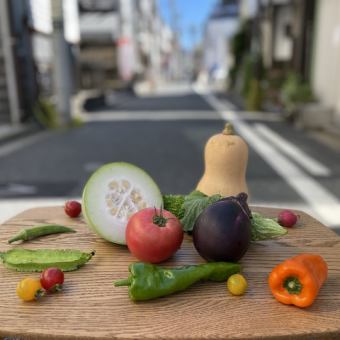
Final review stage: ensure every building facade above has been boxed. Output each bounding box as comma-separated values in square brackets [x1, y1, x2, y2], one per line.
[312, 0, 340, 129]
[203, 0, 240, 82]
[0, 0, 80, 126]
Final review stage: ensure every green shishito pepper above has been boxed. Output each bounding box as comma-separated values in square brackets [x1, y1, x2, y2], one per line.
[114, 261, 241, 301]
[8, 224, 76, 244]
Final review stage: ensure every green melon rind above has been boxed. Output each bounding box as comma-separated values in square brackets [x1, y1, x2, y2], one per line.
[82, 162, 163, 245]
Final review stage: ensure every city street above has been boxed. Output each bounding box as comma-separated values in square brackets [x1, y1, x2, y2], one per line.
[0, 85, 339, 233]
[2, 1, 340, 338]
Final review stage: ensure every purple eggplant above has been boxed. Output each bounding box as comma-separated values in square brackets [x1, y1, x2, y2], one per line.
[193, 193, 252, 262]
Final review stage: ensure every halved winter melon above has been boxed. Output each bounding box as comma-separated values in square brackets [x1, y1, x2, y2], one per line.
[82, 162, 163, 245]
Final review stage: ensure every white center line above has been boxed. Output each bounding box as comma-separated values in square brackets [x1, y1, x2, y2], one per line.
[82, 111, 221, 122]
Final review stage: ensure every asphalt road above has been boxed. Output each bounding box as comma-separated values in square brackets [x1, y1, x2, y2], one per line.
[0, 85, 339, 232]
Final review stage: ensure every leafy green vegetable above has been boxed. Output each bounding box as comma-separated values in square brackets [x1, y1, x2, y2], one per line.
[181, 191, 222, 232]
[162, 194, 185, 219]
[0, 248, 95, 272]
[163, 191, 288, 241]
[250, 212, 287, 241]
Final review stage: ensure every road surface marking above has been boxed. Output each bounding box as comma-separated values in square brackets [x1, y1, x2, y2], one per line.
[0, 131, 50, 158]
[197, 89, 340, 227]
[235, 122, 340, 227]
[135, 82, 193, 97]
[235, 112, 284, 122]
[82, 110, 284, 122]
[254, 123, 331, 176]
[201, 91, 237, 111]
[0, 183, 37, 195]
[82, 111, 221, 121]
[0, 198, 78, 224]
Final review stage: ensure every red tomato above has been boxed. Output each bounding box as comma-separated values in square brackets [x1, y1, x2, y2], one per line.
[40, 267, 64, 292]
[64, 201, 81, 218]
[126, 208, 184, 263]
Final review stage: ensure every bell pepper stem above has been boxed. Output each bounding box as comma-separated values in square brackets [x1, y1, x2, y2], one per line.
[114, 278, 131, 287]
[284, 276, 303, 294]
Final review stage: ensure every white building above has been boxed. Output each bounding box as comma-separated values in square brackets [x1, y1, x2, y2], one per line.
[239, 0, 258, 19]
[0, 0, 80, 125]
[78, 0, 174, 87]
[312, 0, 340, 129]
[31, 0, 80, 94]
[203, 0, 239, 82]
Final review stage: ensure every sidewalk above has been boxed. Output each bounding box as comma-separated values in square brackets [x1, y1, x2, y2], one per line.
[134, 80, 193, 97]
[307, 129, 340, 153]
[0, 197, 82, 224]
[0, 123, 39, 144]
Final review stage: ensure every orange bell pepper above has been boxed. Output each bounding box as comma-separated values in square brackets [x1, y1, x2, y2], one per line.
[268, 253, 328, 308]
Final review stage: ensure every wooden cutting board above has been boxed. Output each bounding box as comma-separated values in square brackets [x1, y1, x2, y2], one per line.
[0, 206, 340, 340]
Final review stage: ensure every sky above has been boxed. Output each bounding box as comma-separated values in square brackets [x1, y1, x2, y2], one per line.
[158, 0, 217, 50]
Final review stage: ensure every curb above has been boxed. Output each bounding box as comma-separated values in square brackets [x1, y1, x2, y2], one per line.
[0, 123, 42, 146]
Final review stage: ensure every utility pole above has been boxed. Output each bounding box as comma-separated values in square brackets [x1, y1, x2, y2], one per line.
[51, 0, 71, 125]
[189, 25, 197, 49]
[0, 0, 21, 124]
[168, 0, 181, 80]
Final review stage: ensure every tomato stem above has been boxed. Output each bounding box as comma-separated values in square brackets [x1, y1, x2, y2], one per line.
[54, 284, 63, 292]
[35, 288, 45, 300]
[153, 207, 168, 227]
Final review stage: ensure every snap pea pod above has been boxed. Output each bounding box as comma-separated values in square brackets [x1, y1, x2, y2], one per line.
[8, 224, 76, 244]
[0, 248, 95, 272]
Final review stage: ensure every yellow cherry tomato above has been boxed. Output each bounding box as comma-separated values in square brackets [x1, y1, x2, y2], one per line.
[227, 274, 248, 296]
[16, 278, 43, 302]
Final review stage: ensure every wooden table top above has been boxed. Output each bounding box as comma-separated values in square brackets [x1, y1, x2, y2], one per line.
[0, 206, 339, 340]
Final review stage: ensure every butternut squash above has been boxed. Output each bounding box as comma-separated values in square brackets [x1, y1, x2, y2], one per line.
[196, 123, 249, 197]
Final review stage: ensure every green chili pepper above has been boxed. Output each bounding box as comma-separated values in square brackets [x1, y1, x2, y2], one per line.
[0, 248, 95, 272]
[8, 225, 76, 244]
[114, 261, 241, 301]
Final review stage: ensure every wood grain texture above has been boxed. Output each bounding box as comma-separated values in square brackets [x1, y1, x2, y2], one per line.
[0, 206, 340, 340]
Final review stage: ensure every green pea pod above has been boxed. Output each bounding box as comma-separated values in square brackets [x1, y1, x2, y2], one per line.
[0, 248, 95, 272]
[8, 225, 76, 244]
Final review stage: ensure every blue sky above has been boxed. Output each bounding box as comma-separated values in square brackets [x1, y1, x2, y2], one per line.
[158, 0, 217, 50]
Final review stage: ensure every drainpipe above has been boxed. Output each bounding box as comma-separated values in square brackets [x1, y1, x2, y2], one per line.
[0, 0, 21, 125]
[51, 0, 71, 125]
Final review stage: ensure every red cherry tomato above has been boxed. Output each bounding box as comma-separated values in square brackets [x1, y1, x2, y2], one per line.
[40, 267, 64, 292]
[64, 200, 81, 218]
[126, 208, 184, 263]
